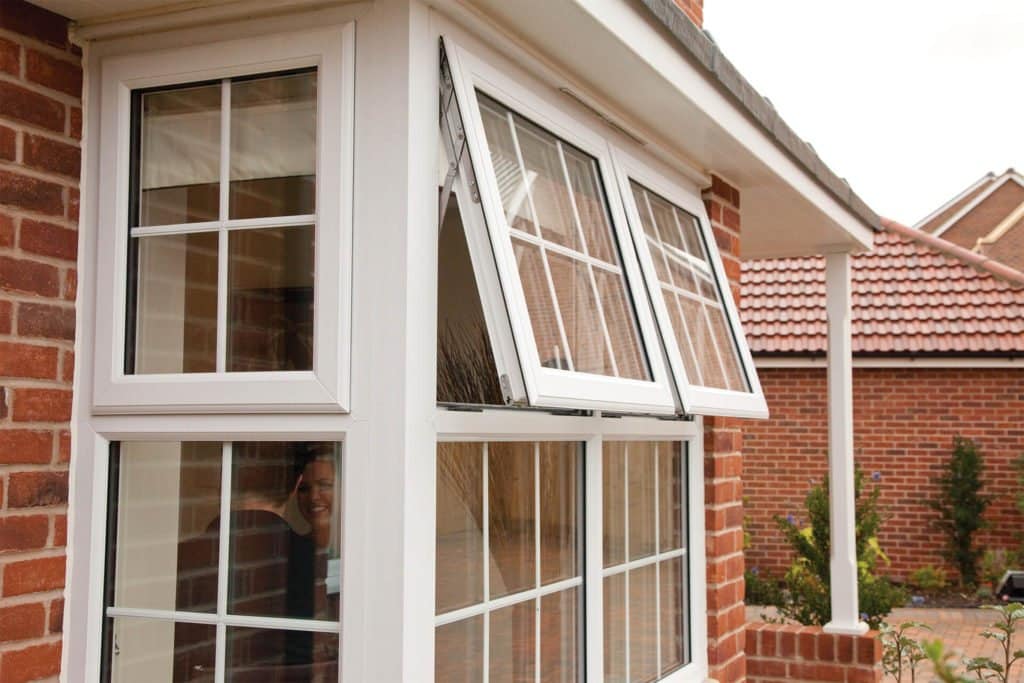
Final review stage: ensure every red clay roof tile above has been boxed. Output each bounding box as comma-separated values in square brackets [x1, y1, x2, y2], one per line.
[739, 221, 1024, 355]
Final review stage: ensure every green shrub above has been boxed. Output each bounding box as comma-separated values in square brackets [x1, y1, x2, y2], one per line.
[768, 469, 906, 630]
[981, 548, 1022, 593]
[744, 567, 783, 607]
[929, 436, 991, 588]
[908, 565, 948, 594]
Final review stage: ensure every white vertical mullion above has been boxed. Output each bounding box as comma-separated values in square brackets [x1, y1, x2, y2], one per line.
[534, 442, 541, 683]
[623, 443, 631, 683]
[505, 112, 574, 372]
[556, 142, 620, 378]
[482, 442, 490, 683]
[584, 435, 604, 683]
[215, 79, 231, 373]
[215, 441, 232, 682]
[654, 442, 662, 678]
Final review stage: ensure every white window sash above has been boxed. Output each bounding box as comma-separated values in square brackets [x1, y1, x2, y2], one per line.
[92, 23, 355, 414]
[442, 38, 678, 415]
[611, 147, 769, 419]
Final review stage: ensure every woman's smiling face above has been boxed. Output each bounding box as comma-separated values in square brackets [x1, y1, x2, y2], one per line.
[297, 458, 335, 530]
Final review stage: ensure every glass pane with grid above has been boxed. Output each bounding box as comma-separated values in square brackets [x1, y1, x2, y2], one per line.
[477, 93, 650, 381]
[602, 441, 689, 682]
[435, 441, 583, 682]
[128, 70, 318, 376]
[102, 441, 341, 682]
[630, 182, 749, 393]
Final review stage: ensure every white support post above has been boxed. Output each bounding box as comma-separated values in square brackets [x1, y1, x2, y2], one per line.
[822, 252, 868, 636]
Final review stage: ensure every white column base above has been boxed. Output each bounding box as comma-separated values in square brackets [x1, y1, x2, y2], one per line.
[823, 620, 870, 636]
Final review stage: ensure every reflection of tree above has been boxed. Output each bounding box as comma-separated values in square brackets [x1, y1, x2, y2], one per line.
[437, 322, 504, 406]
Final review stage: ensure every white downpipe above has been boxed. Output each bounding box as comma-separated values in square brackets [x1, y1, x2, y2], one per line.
[822, 252, 869, 636]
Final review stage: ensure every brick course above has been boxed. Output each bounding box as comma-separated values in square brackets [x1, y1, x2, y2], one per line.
[746, 622, 882, 683]
[0, 1, 79, 680]
[744, 366, 1024, 580]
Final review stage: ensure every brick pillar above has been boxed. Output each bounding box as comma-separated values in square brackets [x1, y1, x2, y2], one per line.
[0, 0, 80, 678]
[702, 175, 746, 682]
[672, 0, 704, 28]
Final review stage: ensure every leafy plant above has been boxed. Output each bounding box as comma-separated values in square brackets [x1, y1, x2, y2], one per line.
[963, 603, 1024, 683]
[908, 565, 949, 595]
[880, 621, 930, 682]
[745, 567, 783, 607]
[929, 436, 992, 588]
[768, 469, 906, 630]
[981, 549, 1022, 594]
[922, 640, 971, 683]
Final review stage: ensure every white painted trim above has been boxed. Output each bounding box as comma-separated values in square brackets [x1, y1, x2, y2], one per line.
[931, 171, 1024, 238]
[913, 171, 995, 231]
[755, 356, 1024, 369]
[976, 197, 1024, 248]
[822, 253, 866, 636]
[611, 146, 769, 420]
[89, 21, 355, 414]
[443, 36, 678, 414]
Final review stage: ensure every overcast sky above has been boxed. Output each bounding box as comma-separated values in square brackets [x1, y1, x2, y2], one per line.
[703, 0, 1024, 225]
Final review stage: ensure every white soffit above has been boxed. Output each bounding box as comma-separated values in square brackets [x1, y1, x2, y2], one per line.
[49, 0, 877, 259]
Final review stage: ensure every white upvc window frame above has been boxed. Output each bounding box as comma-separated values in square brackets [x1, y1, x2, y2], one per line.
[91, 23, 355, 414]
[103, 438, 343, 680]
[611, 149, 768, 419]
[435, 408, 709, 683]
[442, 39, 678, 415]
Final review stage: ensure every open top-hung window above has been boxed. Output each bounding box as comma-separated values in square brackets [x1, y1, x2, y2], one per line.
[440, 39, 766, 418]
[92, 26, 354, 413]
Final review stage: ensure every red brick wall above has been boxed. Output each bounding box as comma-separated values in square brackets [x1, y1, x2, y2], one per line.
[0, 0, 79, 679]
[746, 622, 882, 683]
[744, 366, 1024, 581]
[702, 175, 747, 682]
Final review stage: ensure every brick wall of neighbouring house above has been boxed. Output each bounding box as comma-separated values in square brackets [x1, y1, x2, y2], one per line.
[746, 622, 882, 683]
[0, 0, 80, 678]
[978, 221, 1024, 272]
[744, 366, 1024, 581]
[702, 175, 748, 682]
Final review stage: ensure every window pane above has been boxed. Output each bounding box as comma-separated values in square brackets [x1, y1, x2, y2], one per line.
[593, 268, 649, 380]
[226, 627, 338, 682]
[477, 93, 651, 384]
[512, 238, 569, 370]
[132, 232, 218, 374]
[539, 442, 579, 586]
[105, 617, 216, 682]
[628, 564, 659, 683]
[230, 71, 316, 219]
[660, 557, 687, 676]
[602, 442, 627, 568]
[489, 442, 536, 598]
[603, 573, 627, 683]
[658, 443, 685, 553]
[436, 617, 484, 683]
[111, 442, 221, 613]
[138, 84, 221, 227]
[489, 600, 535, 683]
[630, 181, 752, 392]
[547, 251, 612, 376]
[437, 442, 485, 613]
[564, 147, 616, 265]
[627, 442, 657, 562]
[540, 588, 580, 683]
[228, 442, 341, 621]
[227, 226, 314, 372]
[437, 198, 504, 405]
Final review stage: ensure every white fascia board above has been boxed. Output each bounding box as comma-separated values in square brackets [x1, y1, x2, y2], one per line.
[932, 171, 1024, 238]
[755, 356, 1024, 369]
[568, 0, 875, 252]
